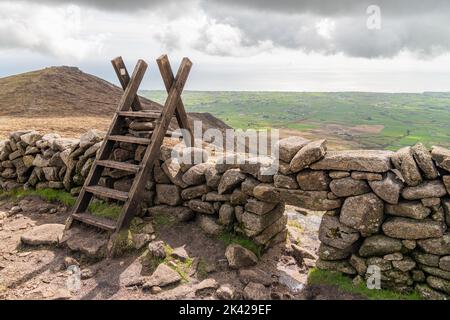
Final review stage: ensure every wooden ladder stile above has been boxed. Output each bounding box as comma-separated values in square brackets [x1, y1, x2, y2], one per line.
[65, 55, 194, 246]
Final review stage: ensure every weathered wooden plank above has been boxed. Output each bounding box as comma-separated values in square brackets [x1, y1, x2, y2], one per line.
[157, 54, 194, 147]
[72, 212, 117, 231]
[85, 185, 129, 202]
[96, 160, 141, 173]
[108, 135, 151, 145]
[111, 56, 143, 111]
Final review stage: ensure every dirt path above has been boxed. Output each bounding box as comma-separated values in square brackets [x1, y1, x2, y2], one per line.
[0, 195, 362, 300]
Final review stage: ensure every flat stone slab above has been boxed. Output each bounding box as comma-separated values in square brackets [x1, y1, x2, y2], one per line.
[61, 226, 108, 258]
[21, 223, 65, 246]
[310, 150, 393, 172]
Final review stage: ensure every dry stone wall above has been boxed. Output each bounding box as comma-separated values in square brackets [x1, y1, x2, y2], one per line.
[1, 128, 450, 298]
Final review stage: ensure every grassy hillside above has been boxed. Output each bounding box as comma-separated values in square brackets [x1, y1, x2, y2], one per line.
[142, 91, 450, 150]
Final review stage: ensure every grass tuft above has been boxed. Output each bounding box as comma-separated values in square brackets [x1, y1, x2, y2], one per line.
[307, 268, 422, 300]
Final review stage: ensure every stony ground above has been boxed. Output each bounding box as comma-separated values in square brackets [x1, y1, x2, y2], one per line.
[0, 196, 362, 300]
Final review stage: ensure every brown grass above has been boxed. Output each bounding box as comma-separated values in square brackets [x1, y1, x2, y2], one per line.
[0, 116, 112, 139]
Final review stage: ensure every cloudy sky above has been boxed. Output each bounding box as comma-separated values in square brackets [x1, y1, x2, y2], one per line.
[1, 0, 450, 92]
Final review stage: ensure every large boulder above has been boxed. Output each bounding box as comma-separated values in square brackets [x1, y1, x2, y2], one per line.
[401, 180, 447, 200]
[310, 150, 393, 172]
[289, 139, 327, 173]
[368, 172, 403, 204]
[218, 169, 246, 194]
[296, 169, 330, 191]
[382, 218, 444, 240]
[411, 143, 439, 179]
[391, 146, 422, 186]
[318, 215, 360, 250]
[431, 146, 450, 172]
[340, 193, 384, 236]
[276, 136, 310, 163]
[225, 244, 258, 269]
[358, 235, 403, 257]
[21, 224, 64, 246]
[329, 177, 370, 197]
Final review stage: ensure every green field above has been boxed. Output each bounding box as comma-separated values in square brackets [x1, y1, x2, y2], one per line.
[141, 91, 450, 150]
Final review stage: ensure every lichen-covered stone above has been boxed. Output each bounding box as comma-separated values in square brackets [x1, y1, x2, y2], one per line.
[296, 169, 330, 191]
[319, 215, 360, 250]
[358, 235, 403, 257]
[402, 180, 447, 200]
[310, 150, 393, 172]
[340, 193, 384, 236]
[391, 146, 422, 186]
[218, 169, 246, 194]
[385, 201, 431, 220]
[411, 143, 439, 179]
[290, 139, 327, 173]
[382, 218, 444, 240]
[431, 146, 450, 172]
[330, 177, 371, 197]
[368, 172, 403, 205]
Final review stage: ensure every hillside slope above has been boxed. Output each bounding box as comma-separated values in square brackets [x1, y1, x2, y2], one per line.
[0, 66, 230, 138]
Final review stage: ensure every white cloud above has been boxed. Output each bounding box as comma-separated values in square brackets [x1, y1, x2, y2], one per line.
[0, 2, 106, 60]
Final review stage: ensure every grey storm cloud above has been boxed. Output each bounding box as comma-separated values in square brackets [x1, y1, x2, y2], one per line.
[198, 0, 450, 58]
[2, 0, 450, 58]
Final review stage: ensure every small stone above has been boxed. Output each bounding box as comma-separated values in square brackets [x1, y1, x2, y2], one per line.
[318, 243, 354, 261]
[384, 252, 403, 261]
[181, 184, 210, 200]
[421, 197, 441, 207]
[413, 252, 440, 267]
[147, 241, 166, 259]
[238, 268, 273, 286]
[316, 259, 356, 275]
[225, 244, 258, 269]
[216, 284, 235, 300]
[402, 240, 417, 250]
[64, 257, 79, 268]
[349, 254, 367, 276]
[329, 171, 350, 179]
[351, 171, 383, 181]
[171, 246, 189, 262]
[182, 163, 208, 186]
[195, 278, 219, 296]
[243, 282, 270, 300]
